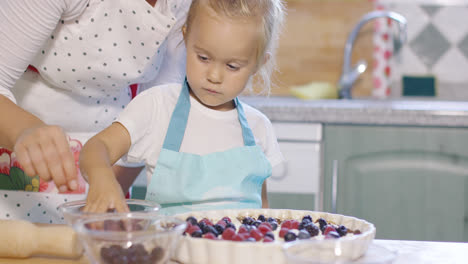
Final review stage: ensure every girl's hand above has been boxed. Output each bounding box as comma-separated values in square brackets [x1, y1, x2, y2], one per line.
[14, 124, 77, 192]
[83, 173, 129, 213]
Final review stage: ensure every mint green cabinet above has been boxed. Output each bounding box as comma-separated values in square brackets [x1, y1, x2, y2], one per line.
[323, 125, 468, 242]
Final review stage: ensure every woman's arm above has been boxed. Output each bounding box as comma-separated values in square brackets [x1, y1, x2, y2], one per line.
[0, 0, 88, 191]
[80, 122, 132, 213]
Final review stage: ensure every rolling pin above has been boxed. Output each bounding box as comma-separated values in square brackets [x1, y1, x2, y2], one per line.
[0, 220, 83, 259]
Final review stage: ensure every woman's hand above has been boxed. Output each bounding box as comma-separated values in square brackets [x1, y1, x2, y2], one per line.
[83, 172, 129, 213]
[14, 124, 77, 192]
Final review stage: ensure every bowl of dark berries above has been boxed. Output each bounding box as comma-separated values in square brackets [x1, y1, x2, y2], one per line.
[172, 209, 376, 264]
[73, 213, 186, 264]
[59, 199, 161, 226]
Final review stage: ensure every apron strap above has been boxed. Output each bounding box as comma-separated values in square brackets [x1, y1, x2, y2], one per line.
[234, 98, 256, 146]
[162, 78, 256, 151]
[162, 79, 191, 151]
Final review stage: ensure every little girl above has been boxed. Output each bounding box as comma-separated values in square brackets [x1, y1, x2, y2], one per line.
[80, 0, 286, 215]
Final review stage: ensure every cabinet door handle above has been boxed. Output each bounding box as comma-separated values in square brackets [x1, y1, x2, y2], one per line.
[331, 160, 338, 214]
[270, 160, 289, 180]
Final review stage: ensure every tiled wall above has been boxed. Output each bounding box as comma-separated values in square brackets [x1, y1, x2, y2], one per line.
[374, 0, 468, 100]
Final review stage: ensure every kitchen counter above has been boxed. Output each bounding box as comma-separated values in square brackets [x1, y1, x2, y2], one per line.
[241, 96, 468, 127]
[2, 239, 466, 264]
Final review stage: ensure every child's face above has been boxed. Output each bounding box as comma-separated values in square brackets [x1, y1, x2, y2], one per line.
[184, 4, 263, 111]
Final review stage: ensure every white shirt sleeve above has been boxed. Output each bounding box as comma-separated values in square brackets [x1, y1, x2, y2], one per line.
[115, 88, 159, 164]
[0, 0, 88, 103]
[260, 115, 285, 169]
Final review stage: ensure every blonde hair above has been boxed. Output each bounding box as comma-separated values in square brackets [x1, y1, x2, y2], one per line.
[185, 0, 286, 94]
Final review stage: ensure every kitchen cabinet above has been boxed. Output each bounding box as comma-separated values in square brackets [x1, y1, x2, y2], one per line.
[322, 124, 468, 242]
[267, 122, 322, 211]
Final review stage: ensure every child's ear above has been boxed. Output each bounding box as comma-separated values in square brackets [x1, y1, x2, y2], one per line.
[255, 52, 271, 73]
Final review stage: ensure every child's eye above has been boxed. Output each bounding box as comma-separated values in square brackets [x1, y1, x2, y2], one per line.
[198, 55, 209, 62]
[227, 64, 239, 71]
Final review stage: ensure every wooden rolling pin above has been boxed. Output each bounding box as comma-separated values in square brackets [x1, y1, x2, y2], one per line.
[0, 220, 83, 259]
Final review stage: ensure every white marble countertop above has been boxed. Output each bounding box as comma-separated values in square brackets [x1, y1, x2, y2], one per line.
[371, 239, 468, 264]
[240, 96, 468, 127]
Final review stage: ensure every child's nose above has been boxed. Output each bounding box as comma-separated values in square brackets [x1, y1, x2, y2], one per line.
[207, 64, 223, 84]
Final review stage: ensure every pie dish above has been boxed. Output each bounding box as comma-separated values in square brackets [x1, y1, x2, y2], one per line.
[172, 209, 376, 264]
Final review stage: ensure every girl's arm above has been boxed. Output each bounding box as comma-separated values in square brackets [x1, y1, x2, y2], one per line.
[261, 181, 269, 208]
[80, 122, 132, 213]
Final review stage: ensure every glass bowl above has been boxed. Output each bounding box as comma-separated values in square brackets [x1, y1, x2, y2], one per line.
[283, 239, 397, 264]
[59, 199, 161, 226]
[73, 213, 186, 264]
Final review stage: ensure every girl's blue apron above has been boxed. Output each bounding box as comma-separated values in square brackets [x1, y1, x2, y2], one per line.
[145, 80, 272, 215]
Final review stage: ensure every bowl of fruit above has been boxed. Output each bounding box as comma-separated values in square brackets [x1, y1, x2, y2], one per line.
[72, 213, 186, 264]
[172, 209, 376, 264]
[59, 199, 161, 226]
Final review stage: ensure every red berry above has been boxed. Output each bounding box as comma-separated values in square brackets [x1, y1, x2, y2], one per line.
[279, 227, 289, 238]
[216, 220, 227, 228]
[238, 225, 249, 234]
[186, 225, 201, 235]
[291, 220, 300, 229]
[258, 223, 272, 235]
[221, 216, 232, 223]
[203, 232, 217, 240]
[239, 233, 250, 240]
[281, 220, 292, 229]
[249, 228, 264, 241]
[232, 234, 244, 241]
[323, 226, 337, 236]
[200, 218, 214, 226]
[263, 236, 274, 243]
[221, 227, 236, 240]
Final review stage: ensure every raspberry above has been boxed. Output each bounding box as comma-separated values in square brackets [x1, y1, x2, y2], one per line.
[232, 234, 244, 241]
[263, 236, 274, 243]
[203, 232, 217, 240]
[258, 223, 272, 235]
[291, 220, 300, 230]
[281, 220, 292, 229]
[221, 227, 236, 240]
[323, 225, 337, 236]
[238, 225, 249, 234]
[221, 216, 232, 223]
[186, 225, 201, 235]
[279, 227, 289, 238]
[249, 228, 264, 241]
[216, 220, 227, 228]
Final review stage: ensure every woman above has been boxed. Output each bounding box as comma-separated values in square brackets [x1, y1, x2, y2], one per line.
[0, 0, 191, 223]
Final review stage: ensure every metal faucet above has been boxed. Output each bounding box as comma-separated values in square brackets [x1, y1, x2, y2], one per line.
[338, 11, 407, 99]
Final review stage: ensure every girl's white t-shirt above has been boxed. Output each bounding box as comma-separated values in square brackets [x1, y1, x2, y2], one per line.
[0, 0, 191, 145]
[116, 84, 285, 184]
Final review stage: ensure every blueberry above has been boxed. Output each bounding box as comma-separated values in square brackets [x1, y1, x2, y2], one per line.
[205, 225, 219, 236]
[302, 215, 313, 223]
[304, 223, 319, 237]
[284, 231, 297, 242]
[336, 225, 347, 237]
[270, 221, 278, 231]
[298, 230, 311, 240]
[226, 222, 236, 231]
[246, 237, 256, 242]
[191, 230, 203, 237]
[253, 220, 262, 228]
[214, 224, 225, 235]
[264, 231, 275, 240]
[186, 216, 198, 226]
[326, 231, 340, 239]
[257, 214, 266, 222]
[150, 247, 164, 262]
[242, 217, 254, 225]
[267, 217, 276, 223]
[317, 218, 327, 231]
